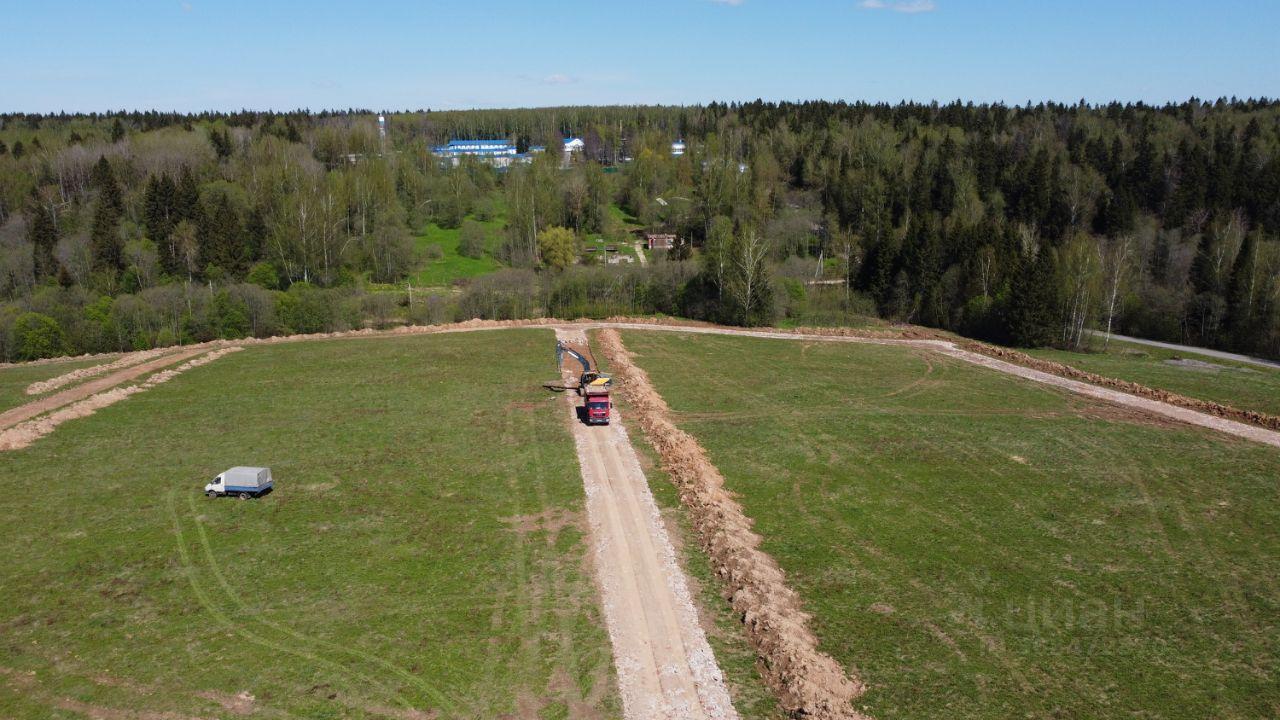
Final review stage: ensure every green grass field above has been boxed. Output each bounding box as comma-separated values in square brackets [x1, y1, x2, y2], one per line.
[0, 356, 114, 411]
[620, 330, 1280, 720]
[606, 203, 642, 234]
[1028, 338, 1280, 417]
[410, 218, 505, 288]
[0, 330, 618, 719]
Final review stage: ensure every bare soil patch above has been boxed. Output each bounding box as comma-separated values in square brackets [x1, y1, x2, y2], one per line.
[500, 508, 583, 547]
[193, 690, 255, 716]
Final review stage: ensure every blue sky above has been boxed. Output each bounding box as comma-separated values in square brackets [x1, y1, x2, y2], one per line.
[4, 0, 1278, 112]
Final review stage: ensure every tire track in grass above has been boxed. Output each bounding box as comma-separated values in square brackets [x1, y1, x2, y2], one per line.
[166, 492, 403, 712]
[168, 486, 455, 712]
[477, 408, 527, 712]
[529, 398, 602, 713]
[839, 418, 1067, 699]
[181, 492, 456, 713]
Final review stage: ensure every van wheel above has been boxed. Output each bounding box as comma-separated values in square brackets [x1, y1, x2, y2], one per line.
[206, 490, 218, 498]
[239, 492, 251, 500]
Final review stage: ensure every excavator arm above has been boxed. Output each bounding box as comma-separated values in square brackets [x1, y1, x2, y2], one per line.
[554, 340, 612, 395]
[556, 341, 592, 375]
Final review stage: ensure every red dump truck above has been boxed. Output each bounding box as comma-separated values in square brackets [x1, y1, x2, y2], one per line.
[557, 341, 614, 425]
[581, 379, 613, 425]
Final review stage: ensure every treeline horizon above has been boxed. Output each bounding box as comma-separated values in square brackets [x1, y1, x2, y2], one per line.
[1, 97, 1279, 361]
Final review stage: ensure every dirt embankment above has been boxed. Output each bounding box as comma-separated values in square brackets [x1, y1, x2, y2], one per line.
[0, 347, 242, 451]
[595, 328, 869, 720]
[710, 322, 1280, 433]
[559, 327, 738, 719]
[25, 348, 170, 395]
[9, 315, 1271, 434]
[951, 340, 1280, 432]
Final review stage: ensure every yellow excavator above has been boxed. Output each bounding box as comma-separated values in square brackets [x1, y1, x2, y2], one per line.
[554, 341, 612, 395]
[547, 341, 615, 424]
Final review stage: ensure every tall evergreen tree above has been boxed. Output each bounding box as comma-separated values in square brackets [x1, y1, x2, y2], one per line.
[89, 156, 123, 215]
[90, 199, 123, 273]
[244, 207, 267, 265]
[174, 167, 200, 222]
[144, 173, 182, 276]
[1225, 227, 1261, 347]
[1005, 251, 1057, 347]
[26, 201, 59, 280]
[1189, 231, 1218, 295]
[84, 156, 126, 276]
[210, 127, 233, 159]
[203, 193, 246, 273]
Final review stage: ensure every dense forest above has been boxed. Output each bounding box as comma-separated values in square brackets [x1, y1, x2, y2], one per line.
[1, 98, 1278, 361]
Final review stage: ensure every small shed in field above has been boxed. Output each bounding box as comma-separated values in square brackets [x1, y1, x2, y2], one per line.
[645, 233, 677, 250]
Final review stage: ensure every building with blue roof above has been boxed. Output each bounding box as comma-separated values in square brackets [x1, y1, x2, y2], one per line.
[430, 137, 587, 168]
[431, 139, 521, 166]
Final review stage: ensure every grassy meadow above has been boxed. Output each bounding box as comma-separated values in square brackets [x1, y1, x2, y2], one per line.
[620, 329, 1280, 720]
[0, 329, 618, 719]
[410, 218, 505, 288]
[1027, 338, 1280, 417]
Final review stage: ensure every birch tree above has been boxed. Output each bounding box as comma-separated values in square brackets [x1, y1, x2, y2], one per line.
[1098, 234, 1134, 349]
[728, 230, 773, 326]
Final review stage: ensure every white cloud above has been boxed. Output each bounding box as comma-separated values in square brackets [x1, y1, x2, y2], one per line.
[181, 2, 193, 11]
[710, 0, 745, 6]
[859, 0, 936, 13]
[541, 74, 576, 86]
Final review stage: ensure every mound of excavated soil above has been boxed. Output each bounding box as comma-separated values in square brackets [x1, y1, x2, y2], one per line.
[955, 340, 1280, 432]
[595, 329, 869, 720]
[7, 315, 1273, 436]
[0, 347, 242, 451]
[26, 348, 170, 395]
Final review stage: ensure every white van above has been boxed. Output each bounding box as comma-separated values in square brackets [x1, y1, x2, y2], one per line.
[205, 467, 273, 499]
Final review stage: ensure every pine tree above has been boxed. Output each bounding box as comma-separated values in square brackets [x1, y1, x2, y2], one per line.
[204, 194, 246, 273]
[144, 174, 182, 275]
[1189, 231, 1217, 295]
[26, 201, 59, 280]
[84, 155, 125, 275]
[210, 127, 233, 159]
[89, 156, 123, 215]
[244, 208, 267, 264]
[110, 118, 126, 143]
[174, 167, 200, 222]
[90, 199, 123, 273]
[1005, 251, 1057, 347]
[1225, 227, 1261, 348]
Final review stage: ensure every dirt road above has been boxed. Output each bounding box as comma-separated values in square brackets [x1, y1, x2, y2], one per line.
[1086, 329, 1280, 369]
[0, 347, 206, 430]
[557, 330, 738, 720]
